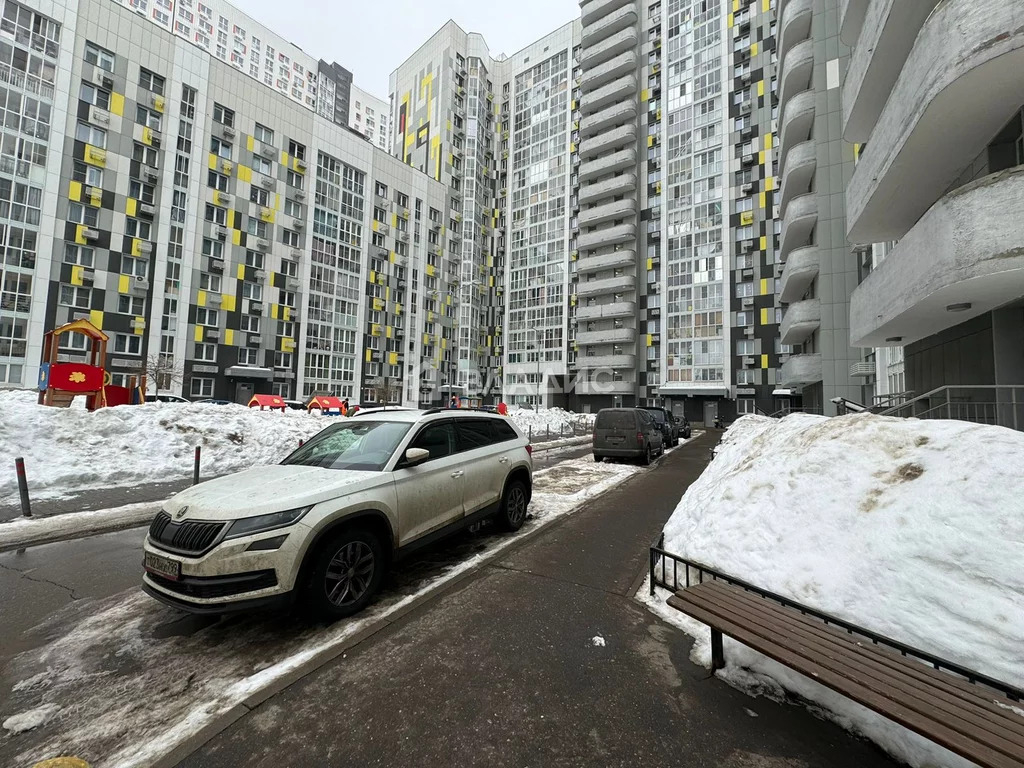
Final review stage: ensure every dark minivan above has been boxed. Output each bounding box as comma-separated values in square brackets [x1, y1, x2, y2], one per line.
[593, 408, 664, 465]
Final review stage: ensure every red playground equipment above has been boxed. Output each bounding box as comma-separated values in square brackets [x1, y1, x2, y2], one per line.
[248, 394, 287, 411]
[37, 319, 143, 410]
[307, 395, 345, 415]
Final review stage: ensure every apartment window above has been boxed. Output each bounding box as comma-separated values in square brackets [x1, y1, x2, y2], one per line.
[281, 229, 299, 247]
[72, 161, 103, 187]
[113, 333, 142, 355]
[241, 282, 263, 301]
[133, 143, 159, 166]
[280, 259, 297, 278]
[288, 140, 306, 160]
[121, 254, 148, 277]
[250, 186, 269, 206]
[284, 198, 301, 217]
[395, 192, 408, 208]
[79, 83, 110, 110]
[252, 156, 272, 175]
[735, 311, 752, 327]
[76, 121, 107, 148]
[194, 343, 217, 361]
[68, 202, 98, 226]
[210, 136, 232, 158]
[139, 68, 165, 95]
[274, 352, 292, 369]
[237, 348, 259, 366]
[286, 170, 303, 189]
[199, 273, 221, 292]
[736, 340, 756, 356]
[204, 204, 226, 225]
[190, 377, 214, 397]
[735, 281, 755, 297]
[254, 123, 273, 143]
[736, 370, 758, 385]
[118, 294, 145, 314]
[59, 284, 91, 308]
[244, 250, 264, 268]
[375, 181, 387, 198]
[136, 106, 161, 130]
[207, 170, 229, 192]
[195, 307, 219, 326]
[240, 315, 260, 333]
[737, 398, 757, 415]
[64, 244, 94, 267]
[85, 42, 115, 72]
[202, 238, 223, 258]
[246, 218, 267, 238]
[125, 218, 151, 240]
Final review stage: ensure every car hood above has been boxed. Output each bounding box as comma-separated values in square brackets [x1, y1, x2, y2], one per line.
[164, 464, 389, 521]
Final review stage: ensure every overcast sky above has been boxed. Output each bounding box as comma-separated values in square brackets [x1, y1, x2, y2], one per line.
[243, 0, 582, 99]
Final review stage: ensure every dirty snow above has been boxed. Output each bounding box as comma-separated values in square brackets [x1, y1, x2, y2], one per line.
[3, 703, 60, 734]
[2, 454, 649, 768]
[641, 413, 1024, 768]
[0, 500, 157, 551]
[591, 635, 606, 647]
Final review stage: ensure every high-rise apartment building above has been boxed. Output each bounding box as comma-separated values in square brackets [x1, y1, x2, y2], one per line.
[843, 0, 1024, 415]
[775, 0, 861, 415]
[349, 85, 388, 151]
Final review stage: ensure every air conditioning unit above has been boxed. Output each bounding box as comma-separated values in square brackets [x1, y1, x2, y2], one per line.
[219, 159, 233, 174]
[295, 159, 307, 171]
[221, 125, 235, 139]
[256, 239, 269, 251]
[254, 269, 268, 281]
[399, 232, 409, 242]
[250, 302, 264, 315]
[138, 203, 156, 217]
[81, 228, 99, 241]
[260, 145, 274, 158]
[209, 257, 224, 272]
[80, 267, 95, 284]
[285, 277, 300, 291]
[206, 293, 222, 306]
[247, 334, 261, 347]
[740, 72, 751, 85]
[138, 241, 154, 254]
[740, 100, 752, 115]
[292, 219, 304, 229]
[744, 326, 755, 337]
[130, 317, 146, 331]
[742, 153, 756, 166]
[89, 106, 109, 125]
[215, 226, 228, 241]
[741, 182, 755, 195]
[260, 175, 274, 189]
[290, 248, 303, 260]
[142, 166, 159, 181]
[205, 328, 221, 340]
[741, 240, 755, 252]
[742, 356, 755, 367]
[741, 297, 754, 308]
[131, 277, 150, 294]
[149, 129, 162, 146]
[294, 191, 305, 201]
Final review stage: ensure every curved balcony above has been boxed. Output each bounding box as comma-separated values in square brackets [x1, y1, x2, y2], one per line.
[578, 197, 637, 228]
[850, 167, 1024, 348]
[846, 0, 1024, 243]
[779, 353, 823, 388]
[576, 353, 636, 370]
[581, 3, 637, 48]
[578, 222, 637, 252]
[779, 38, 813, 108]
[580, 74, 638, 115]
[780, 298, 821, 346]
[577, 274, 636, 298]
[779, 89, 815, 169]
[779, 192, 817, 261]
[581, 100, 637, 138]
[579, 172, 636, 205]
[576, 327, 636, 345]
[580, 27, 638, 70]
[581, 0, 634, 26]
[779, 0, 812, 62]
[581, 51, 637, 92]
[842, 0, 940, 143]
[778, 245, 819, 303]
[579, 146, 637, 181]
[576, 301, 636, 321]
[576, 249, 636, 274]
[580, 123, 636, 159]
[778, 139, 815, 215]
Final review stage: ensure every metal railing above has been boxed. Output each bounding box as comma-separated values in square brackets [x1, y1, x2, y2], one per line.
[879, 385, 1024, 431]
[648, 537, 1023, 702]
[767, 406, 823, 418]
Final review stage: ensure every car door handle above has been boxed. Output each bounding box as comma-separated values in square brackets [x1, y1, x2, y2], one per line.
[498, 456, 509, 463]
[451, 470, 464, 478]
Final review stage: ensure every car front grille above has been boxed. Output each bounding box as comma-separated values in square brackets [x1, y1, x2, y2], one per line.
[149, 511, 226, 556]
[147, 569, 278, 599]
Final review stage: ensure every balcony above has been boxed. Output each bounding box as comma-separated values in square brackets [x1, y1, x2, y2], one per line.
[581, 100, 637, 138]
[576, 327, 636, 345]
[579, 172, 636, 205]
[850, 361, 876, 378]
[779, 89, 814, 168]
[576, 249, 636, 274]
[577, 222, 637, 252]
[579, 147, 636, 181]
[778, 245, 819, 304]
[779, 0, 812, 63]
[780, 298, 821, 346]
[576, 301, 636, 321]
[581, 0, 634, 27]
[581, 3, 637, 48]
[846, 0, 1024, 243]
[577, 274, 636, 298]
[580, 75, 638, 115]
[578, 198, 637, 228]
[779, 38, 813, 108]
[840, 0, 870, 45]
[576, 353, 636, 370]
[778, 139, 815, 215]
[779, 353, 823, 388]
[842, 0, 940, 143]
[573, 378, 635, 395]
[779, 192, 817, 261]
[581, 51, 637, 92]
[850, 167, 1024, 348]
[580, 27, 638, 69]
[580, 123, 637, 159]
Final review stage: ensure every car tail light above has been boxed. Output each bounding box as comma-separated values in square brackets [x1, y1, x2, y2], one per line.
[526, 444, 533, 456]
[636, 431, 644, 446]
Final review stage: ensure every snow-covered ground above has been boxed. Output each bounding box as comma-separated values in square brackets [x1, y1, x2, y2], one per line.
[507, 405, 594, 437]
[0, 390, 595, 507]
[1, 455, 646, 768]
[641, 413, 1024, 768]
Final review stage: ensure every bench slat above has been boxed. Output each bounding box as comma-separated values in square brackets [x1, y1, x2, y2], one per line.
[668, 590, 1024, 768]
[693, 581, 1024, 750]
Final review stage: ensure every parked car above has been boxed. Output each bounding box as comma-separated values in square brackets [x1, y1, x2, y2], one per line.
[193, 398, 233, 405]
[144, 394, 190, 404]
[142, 410, 534, 617]
[678, 415, 692, 440]
[283, 399, 308, 411]
[641, 407, 679, 447]
[592, 407, 664, 465]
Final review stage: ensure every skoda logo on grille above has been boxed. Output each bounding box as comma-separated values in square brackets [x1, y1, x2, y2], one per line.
[174, 505, 189, 520]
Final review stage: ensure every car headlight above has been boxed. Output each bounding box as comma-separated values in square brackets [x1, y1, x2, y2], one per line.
[225, 506, 311, 539]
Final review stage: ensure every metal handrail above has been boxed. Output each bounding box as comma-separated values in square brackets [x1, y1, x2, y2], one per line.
[879, 385, 1022, 430]
[649, 539, 1023, 702]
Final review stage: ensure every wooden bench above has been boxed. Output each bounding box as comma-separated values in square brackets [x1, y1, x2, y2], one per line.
[668, 579, 1024, 768]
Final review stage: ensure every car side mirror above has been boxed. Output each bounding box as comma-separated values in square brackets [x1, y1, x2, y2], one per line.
[404, 447, 430, 466]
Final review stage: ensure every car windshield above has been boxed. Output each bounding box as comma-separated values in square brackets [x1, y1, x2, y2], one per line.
[643, 409, 667, 423]
[281, 421, 412, 472]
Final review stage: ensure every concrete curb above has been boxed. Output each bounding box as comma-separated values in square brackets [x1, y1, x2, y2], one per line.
[530, 435, 592, 453]
[0, 505, 157, 553]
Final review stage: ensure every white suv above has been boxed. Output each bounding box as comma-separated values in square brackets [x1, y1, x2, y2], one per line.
[142, 409, 533, 617]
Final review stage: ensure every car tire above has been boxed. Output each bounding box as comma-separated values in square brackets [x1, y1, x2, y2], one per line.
[642, 444, 653, 466]
[593, 454, 602, 463]
[497, 479, 529, 532]
[305, 527, 384, 620]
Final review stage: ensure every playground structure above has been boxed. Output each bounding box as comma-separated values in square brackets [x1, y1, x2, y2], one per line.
[247, 394, 287, 411]
[37, 319, 143, 410]
[307, 395, 346, 415]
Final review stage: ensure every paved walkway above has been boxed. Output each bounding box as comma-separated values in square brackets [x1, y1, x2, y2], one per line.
[184, 435, 897, 768]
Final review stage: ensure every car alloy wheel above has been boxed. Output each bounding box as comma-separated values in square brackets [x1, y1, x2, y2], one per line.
[324, 540, 375, 608]
[499, 480, 529, 532]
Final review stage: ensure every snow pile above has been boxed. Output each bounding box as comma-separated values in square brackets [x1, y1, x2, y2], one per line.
[648, 412, 1024, 768]
[0, 389, 328, 504]
[508, 406, 595, 436]
[2, 703, 60, 734]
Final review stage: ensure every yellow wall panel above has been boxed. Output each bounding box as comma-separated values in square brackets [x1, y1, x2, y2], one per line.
[208, 153, 217, 170]
[90, 310, 103, 329]
[70, 265, 84, 286]
[246, 135, 255, 152]
[760, 278, 769, 295]
[68, 180, 83, 202]
[760, 308, 770, 325]
[110, 92, 124, 116]
[126, 198, 137, 217]
[236, 263, 245, 280]
[134, 316, 145, 335]
[194, 325, 204, 342]
[225, 329, 234, 346]
[760, 235, 768, 251]
[238, 165, 252, 183]
[232, 230, 242, 245]
[761, 354, 769, 369]
[222, 294, 236, 312]
[118, 274, 130, 293]
[197, 290, 207, 307]
[751, 42, 759, 56]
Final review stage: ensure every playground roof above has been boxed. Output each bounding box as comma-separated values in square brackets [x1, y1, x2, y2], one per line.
[247, 394, 286, 410]
[48, 318, 108, 341]
[308, 395, 345, 411]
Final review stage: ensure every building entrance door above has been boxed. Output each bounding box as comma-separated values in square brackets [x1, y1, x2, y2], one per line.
[703, 400, 718, 427]
[235, 382, 254, 405]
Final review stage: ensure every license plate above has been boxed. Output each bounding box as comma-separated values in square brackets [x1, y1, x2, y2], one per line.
[608, 436, 624, 444]
[144, 551, 181, 580]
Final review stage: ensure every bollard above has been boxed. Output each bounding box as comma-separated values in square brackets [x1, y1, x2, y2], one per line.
[193, 446, 201, 485]
[15, 457, 31, 518]
[529, 425, 533, 442]
[298, 439, 305, 448]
